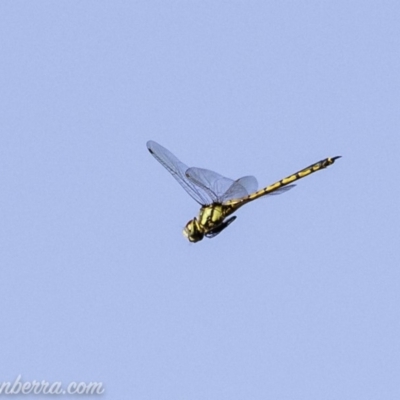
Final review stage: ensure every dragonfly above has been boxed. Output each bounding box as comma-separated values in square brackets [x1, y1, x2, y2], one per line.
[147, 140, 340, 243]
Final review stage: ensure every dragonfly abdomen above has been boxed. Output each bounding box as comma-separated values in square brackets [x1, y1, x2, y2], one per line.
[227, 156, 341, 207]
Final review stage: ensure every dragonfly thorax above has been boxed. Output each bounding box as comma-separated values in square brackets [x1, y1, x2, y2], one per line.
[183, 204, 232, 242]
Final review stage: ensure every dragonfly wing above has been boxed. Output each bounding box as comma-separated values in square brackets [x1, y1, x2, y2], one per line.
[185, 167, 236, 204]
[220, 182, 249, 202]
[220, 176, 258, 202]
[264, 184, 296, 195]
[235, 176, 258, 194]
[147, 141, 212, 205]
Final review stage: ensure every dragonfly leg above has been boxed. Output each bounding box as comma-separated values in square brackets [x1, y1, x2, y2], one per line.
[205, 216, 237, 238]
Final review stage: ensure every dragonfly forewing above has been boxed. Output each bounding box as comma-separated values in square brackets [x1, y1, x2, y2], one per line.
[185, 167, 237, 204]
[186, 168, 260, 203]
[146, 140, 212, 205]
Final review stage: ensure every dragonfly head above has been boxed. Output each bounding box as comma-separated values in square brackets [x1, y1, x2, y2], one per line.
[183, 218, 204, 242]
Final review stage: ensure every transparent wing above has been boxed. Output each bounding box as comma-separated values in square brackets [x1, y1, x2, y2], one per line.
[220, 176, 258, 202]
[147, 141, 213, 205]
[185, 167, 236, 203]
[186, 168, 259, 203]
[264, 184, 296, 195]
[235, 176, 258, 194]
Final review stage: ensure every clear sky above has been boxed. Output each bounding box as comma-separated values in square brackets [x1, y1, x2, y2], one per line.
[1, 1, 399, 399]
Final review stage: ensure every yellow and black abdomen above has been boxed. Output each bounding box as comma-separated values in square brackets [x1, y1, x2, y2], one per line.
[226, 156, 341, 208]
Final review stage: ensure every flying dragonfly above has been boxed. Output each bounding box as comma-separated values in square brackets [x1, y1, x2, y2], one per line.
[147, 140, 340, 243]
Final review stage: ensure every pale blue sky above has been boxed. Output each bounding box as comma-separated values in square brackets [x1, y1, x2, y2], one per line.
[1, 1, 399, 399]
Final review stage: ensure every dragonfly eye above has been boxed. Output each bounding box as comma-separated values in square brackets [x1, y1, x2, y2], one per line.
[183, 219, 204, 242]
